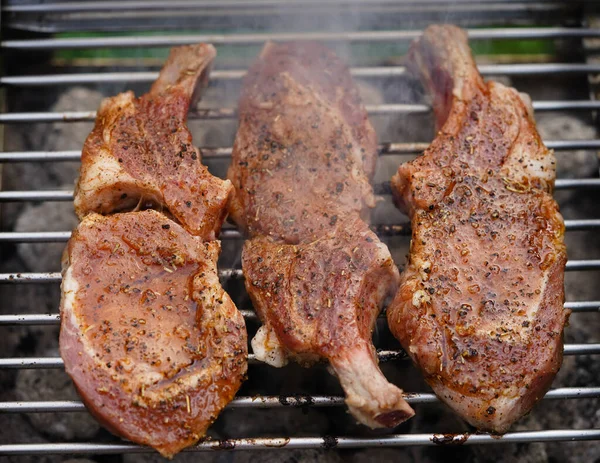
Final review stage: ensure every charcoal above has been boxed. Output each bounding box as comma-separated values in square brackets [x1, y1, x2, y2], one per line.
[230, 449, 342, 463]
[123, 447, 227, 463]
[0, 413, 63, 463]
[15, 201, 77, 272]
[216, 407, 330, 439]
[536, 113, 599, 180]
[15, 349, 101, 440]
[350, 448, 415, 463]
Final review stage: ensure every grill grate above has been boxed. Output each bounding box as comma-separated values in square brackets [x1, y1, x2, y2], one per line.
[1, 0, 600, 458]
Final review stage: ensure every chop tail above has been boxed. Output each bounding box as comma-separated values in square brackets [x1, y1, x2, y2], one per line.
[329, 346, 414, 428]
[408, 25, 485, 130]
[150, 43, 216, 112]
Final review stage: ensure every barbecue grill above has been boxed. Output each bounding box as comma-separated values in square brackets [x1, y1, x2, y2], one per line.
[1, 0, 600, 460]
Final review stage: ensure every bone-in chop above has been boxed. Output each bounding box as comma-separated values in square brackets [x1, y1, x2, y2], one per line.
[228, 41, 414, 428]
[60, 45, 246, 457]
[74, 44, 229, 241]
[387, 25, 568, 433]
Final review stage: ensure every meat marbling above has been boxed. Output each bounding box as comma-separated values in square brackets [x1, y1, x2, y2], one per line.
[61, 45, 246, 457]
[387, 25, 568, 433]
[228, 41, 414, 428]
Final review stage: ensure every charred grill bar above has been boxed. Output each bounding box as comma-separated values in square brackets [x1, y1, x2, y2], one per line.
[1, 0, 600, 457]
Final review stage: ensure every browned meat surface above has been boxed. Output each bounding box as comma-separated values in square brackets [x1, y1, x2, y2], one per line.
[227, 41, 377, 244]
[387, 25, 568, 433]
[228, 41, 414, 428]
[60, 210, 247, 458]
[74, 44, 231, 240]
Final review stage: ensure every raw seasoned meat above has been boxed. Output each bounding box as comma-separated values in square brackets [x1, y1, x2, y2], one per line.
[74, 44, 231, 240]
[60, 210, 247, 458]
[244, 217, 413, 427]
[227, 41, 377, 244]
[62, 45, 245, 457]
[228, 41, 414, 428]
[387, 25, 568, 433]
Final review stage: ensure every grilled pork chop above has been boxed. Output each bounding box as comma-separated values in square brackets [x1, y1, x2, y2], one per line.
[387, 25, 568, 433]
[228, 41, 414, 427]
[227, 41, 377, 244]
[74, 44, 231, 240]
[60, 210, 247, 458]
[62, 45, 246, 457]
[244, 217, 413, 427]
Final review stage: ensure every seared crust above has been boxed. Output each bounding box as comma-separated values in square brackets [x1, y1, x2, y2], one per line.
[60, 211, 247, 458]
[387, 25, 568, 433]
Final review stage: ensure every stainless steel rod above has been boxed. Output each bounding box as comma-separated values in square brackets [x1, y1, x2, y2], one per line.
[565, 301, 600, 312]
[2, 429, 600, 455]
[2, 101, 600, 124]
[2, 139, 600, 163]
[1, 178, 597, 202]
[1, 0, 567, 14]
[565, 260, 600, 271]
[3, 63, 600, 87]
[555, 179, 600, 189]
[0, 259, 597, 285]
[1, 387, 598, 413]
[0, 219, 596, 243]
[0, 229, 243, 242]
[2, 300, 594, 327]
[0, 269, 243, 284]
[4, 138, 600, 163]
[3, 28, 600, 50]
[0, 345, 597, 369]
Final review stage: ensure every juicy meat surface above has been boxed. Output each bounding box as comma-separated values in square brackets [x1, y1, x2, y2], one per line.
[229, 41, 414, 428]
[227, 41, 377, 244]
[387, 25, 568, 433]
[60, 210, 247, 458]
[74, 44, 232, 240]
[244, 217, 413, 427]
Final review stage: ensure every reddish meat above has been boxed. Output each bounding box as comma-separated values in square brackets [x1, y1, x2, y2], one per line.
[244, 217, 413, 427]
[60, 211, 247, 458]
[228, 41, 414, 428]
[227, 41, 377, 244]
[74, 44, 231, 240]
[387, 25, 568, 433]
[62, 45, 246, 457]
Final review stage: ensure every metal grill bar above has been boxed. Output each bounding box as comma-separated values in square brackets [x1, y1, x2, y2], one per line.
[4, 63, 600, 87]
[0, 269, 243, 284]
[2, 139, 600, 163]
[3, 429, 600, 455]
[0, 344, 598, 370]
[0, 300, 595, 327]
[2, 387, 598, 414]
[3, 28, 600, 50]
[0, 260, 597, 286]
[1, 0, 573, 14]
[0, 311, 257, 325]
[2, 100, 600, 124]
[1, 179, 597, 203]
[0, 226, 408, 243]
[0, 219, 597, 243]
